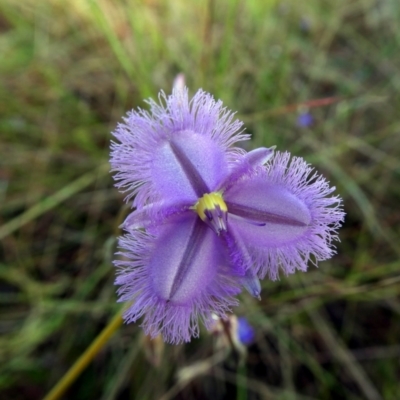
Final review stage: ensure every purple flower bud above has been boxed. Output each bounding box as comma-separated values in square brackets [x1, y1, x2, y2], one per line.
[297, 112, 314, 127]
[237, 317, 255, 345]
[173, 73, 185, 91]
[110, 88, 344, 343]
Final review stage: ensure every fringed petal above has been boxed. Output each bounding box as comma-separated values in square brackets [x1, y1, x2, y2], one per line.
[121, 200, 191, 231]
[224, 151, 345, 279]
[150, 130, 229, 202]
[115, 213, 241, 344]
[220, 147, 275, 192]
[110, 88, 248, 208]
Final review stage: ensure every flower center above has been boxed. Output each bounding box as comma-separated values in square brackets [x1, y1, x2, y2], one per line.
[194, 192, 228, 235]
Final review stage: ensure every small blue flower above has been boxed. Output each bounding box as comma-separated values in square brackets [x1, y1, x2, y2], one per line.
[237, 317, 255, 345]
[111, 88, 344, 343]
[297, 112, 314, 127]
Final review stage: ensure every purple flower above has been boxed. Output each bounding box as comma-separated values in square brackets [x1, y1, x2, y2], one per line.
[111, 88, 344, 343]
[237, 317, 255, 345]
[297, 111, 314, 127]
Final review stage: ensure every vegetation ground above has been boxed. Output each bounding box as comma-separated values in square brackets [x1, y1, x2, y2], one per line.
[1, 1, 399, 399]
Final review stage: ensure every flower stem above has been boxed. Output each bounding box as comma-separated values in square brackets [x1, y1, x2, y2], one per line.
[43, 309, 124, 400]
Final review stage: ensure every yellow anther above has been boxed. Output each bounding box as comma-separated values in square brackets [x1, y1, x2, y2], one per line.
[194, 192, 228, 221]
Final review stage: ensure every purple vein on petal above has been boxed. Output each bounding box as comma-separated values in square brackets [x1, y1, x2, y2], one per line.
[167, 219, 206, 301]
[121, 201, 191, 231]
[226, 202, 309, 227]
[220, 147, 275, 191]
[225, 222, 262, 299]
[242, 269, 261, 300]
[169, 139, 210, 197]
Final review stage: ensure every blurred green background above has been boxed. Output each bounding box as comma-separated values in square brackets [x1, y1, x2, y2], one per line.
[1, 0, 400, 399]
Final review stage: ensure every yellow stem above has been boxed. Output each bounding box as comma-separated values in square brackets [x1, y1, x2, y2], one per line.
[43, 309, 124, 400]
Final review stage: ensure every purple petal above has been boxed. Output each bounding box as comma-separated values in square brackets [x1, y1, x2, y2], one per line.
[150, 130, 229, 202]
[237, 317, 255, 345]
[224, 152, 344, 279]
[150, 215, 218, 303]
[115, 213, 241, 343]
[225, 177, 311, 246]
[297, 112, 314, 128]
[122, 200, 190, 231]
[220, 147, 276, 191]
[222, 223, 261, 298]
[245, 147, 276, 165]
[241, 269, 261, 299]
[110, 88, 248, 208]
